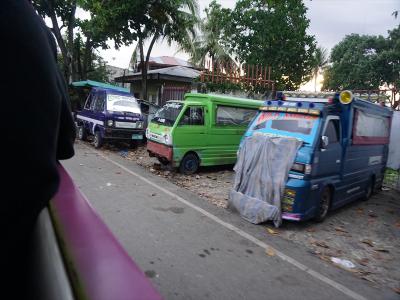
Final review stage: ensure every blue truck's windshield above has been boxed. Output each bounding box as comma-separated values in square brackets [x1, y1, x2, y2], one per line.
[249, 112, 320, 145]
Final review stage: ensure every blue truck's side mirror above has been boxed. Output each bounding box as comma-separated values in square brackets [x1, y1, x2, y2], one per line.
[321, 135, 329, 149]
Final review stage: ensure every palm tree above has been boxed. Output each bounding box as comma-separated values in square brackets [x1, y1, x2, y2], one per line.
[178, 0, 234, 69]
[132, 0, 200, 100]
[313, 47, 329, 92]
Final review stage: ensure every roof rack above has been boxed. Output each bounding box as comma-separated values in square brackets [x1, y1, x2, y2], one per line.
[279, 91, 335, 103]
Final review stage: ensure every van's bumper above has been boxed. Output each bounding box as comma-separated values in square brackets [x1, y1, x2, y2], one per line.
[281, 178, 316, 222]
[104, 128, 144, 140]
[147, 140, 173, 161]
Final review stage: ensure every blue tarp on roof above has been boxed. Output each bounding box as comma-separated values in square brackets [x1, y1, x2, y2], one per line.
[71, 80, 130, 93]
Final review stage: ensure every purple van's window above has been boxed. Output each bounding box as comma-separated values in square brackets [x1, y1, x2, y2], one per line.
[107, 94, 141, 114]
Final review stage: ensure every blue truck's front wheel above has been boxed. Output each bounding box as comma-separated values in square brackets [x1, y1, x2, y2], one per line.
[314, 186, 331, 222]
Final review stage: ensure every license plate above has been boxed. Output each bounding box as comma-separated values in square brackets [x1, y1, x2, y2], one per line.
[132, 134, 143, 140]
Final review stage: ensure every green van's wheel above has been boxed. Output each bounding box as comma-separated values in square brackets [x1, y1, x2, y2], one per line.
[314, 186, 331, 222]
[179, 153, 199, 175]
[78, 126, 87, 141]
[94, 131, 103, 149]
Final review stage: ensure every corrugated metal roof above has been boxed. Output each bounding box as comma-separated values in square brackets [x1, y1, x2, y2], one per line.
[125, 66, 200, 79]
[137, 54, 193, 68]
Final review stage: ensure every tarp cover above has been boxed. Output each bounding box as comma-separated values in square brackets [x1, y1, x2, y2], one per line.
[229, 135, 302, 227]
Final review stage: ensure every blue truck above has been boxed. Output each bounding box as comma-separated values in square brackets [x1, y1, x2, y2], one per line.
[243, 91, 393, 222]
[73, 81, 145, 148]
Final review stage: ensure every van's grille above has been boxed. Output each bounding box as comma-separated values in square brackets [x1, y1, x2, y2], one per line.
[115, 121, 137, 129]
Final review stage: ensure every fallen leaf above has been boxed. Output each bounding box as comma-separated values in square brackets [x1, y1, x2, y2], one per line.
[316, 254, 331, 262]
[357, 258, 369, 266]
[266, 247, 276, 256]
[392, 288, 400, 294]
[361, 239, 374, 247]
[314, 241, 329, 248]
[356, 208, 364, 214]
[334, 227, 348, 233]
[374, 248, 389, 253]
[267, 228, 278, 235]
[368, 212, 378, 218]
[306, 228, 316, 233]
[151, 193, 157, 196]
[116, 171, 121, 174]
[395, 221, 400, 228]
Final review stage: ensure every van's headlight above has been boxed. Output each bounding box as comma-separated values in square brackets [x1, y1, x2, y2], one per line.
[107, 120, 114, 127]
[164, 133, 172, 146]
[291, 163, 312, 174]
[145, 128, 149, 138]
[137, 121, 143, 128]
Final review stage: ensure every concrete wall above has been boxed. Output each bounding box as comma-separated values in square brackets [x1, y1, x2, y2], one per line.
[388, 111, 400, 169]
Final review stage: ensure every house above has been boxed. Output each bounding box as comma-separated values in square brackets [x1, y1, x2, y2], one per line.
[106, 65, 132, 89]
[114, 56, 201, 106]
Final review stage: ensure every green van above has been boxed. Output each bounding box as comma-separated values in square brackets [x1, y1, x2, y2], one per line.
[146, 93, 263, 174]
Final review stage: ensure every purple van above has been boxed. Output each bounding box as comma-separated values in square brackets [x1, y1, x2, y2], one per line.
[76, 87, 144, 148]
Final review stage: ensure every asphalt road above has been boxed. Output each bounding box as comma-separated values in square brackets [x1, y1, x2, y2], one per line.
[62, 142, 397, 300]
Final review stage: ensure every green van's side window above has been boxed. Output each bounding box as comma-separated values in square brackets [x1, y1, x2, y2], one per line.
[216, 105, 257, 126]
[179, 107, 204, 126]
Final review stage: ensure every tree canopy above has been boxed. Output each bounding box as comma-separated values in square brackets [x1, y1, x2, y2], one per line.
[83, 0, 199, 100]
[322, 34, 387, 91]
[180, 0, 233, 67]
[322, 25, 400, 108]
[223, 0, 316, 90]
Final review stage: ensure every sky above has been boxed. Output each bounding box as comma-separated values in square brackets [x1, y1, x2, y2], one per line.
[98, 0, 400, 70]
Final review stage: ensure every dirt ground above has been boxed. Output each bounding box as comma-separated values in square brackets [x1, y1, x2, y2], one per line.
[93, 141, 400, 293]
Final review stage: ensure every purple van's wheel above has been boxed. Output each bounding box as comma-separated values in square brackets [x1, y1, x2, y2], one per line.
[314, 186, 331, 222]
[78, 126, 87, 141]
[179, 153, 199, 175]
[94, 131, 103, 148]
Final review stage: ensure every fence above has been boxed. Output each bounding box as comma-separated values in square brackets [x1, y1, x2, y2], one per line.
[200, 61, 275, 92]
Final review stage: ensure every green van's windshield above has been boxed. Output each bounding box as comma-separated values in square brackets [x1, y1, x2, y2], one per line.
[152, 102, 183, 126]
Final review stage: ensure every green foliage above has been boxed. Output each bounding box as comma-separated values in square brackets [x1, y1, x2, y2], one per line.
[81, 0, 199, 48]
[223, 0, 316, 90]
[323, 26, 400, 97]
[378, 25, 400, 91]
[322, 34, 387, 90]
[181, 0, 233, 67]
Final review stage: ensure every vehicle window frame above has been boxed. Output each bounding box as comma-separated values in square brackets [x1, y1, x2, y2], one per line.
[215, 105, 258, 127]
[93, 91, 106, 112]
[84, 93, 94, 110]
[178, 106, 205, 126]
[322, 116, 341, 145]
